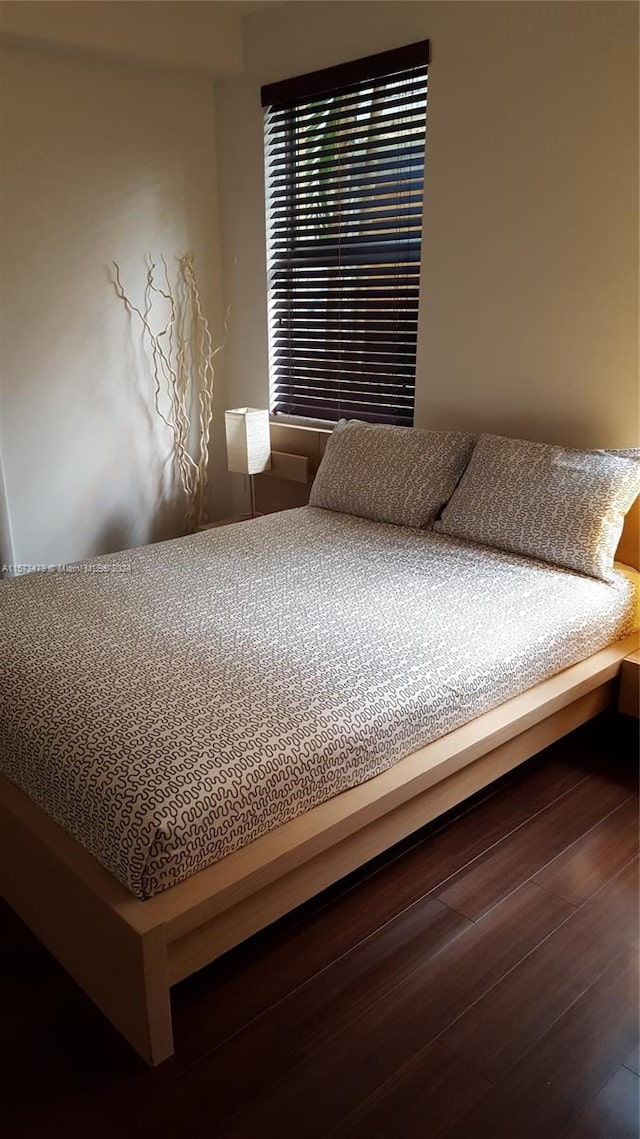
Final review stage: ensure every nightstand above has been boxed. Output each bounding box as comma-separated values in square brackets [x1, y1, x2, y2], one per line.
[618, 649, 640, 718]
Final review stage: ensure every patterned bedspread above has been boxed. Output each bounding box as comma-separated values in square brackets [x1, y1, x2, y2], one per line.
[0, 507, 634, 899]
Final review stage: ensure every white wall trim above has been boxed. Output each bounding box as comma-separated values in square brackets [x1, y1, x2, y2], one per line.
[0, 448, 15, 574]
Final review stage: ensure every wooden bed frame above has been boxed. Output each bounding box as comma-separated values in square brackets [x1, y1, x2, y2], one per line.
[1, 481, 638, 1067]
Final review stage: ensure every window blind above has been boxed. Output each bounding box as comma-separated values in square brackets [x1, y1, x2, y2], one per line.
[262, 42, 429, 427]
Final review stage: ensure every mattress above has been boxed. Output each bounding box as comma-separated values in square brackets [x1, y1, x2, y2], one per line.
[0, 506, 635, 900]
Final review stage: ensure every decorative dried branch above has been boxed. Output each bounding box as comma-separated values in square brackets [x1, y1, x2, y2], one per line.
[112, 254, 223, 532]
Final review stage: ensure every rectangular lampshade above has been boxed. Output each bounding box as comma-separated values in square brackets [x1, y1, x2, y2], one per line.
[225, 408, 272, 475]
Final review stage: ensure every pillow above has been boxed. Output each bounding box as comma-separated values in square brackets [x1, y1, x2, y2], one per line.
[309, 420, 476, 529]
[435, 433, 640, 580]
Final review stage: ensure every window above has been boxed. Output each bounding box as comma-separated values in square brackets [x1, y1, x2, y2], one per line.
[262, 41, 429, 427]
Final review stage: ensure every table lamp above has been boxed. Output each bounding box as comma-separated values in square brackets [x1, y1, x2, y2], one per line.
[224, 407, 272, 518]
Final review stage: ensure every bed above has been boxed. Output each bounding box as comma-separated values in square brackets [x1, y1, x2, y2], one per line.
[1, 426, 639, 1065]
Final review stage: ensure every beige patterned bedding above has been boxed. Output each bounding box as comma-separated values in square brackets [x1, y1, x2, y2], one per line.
[0, 507, 635, 899]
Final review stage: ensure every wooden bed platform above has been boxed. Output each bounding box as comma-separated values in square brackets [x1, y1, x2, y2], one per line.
[1, 494, 638, 1067]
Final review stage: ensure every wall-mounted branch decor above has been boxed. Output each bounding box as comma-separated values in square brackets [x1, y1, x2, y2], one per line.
[113, 254, 224, 532]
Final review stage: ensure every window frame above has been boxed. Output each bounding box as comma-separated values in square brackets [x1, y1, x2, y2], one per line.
[262, 41, 429, 429]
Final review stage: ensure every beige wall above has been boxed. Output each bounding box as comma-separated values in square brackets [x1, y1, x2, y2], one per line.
[0, 44, 225, 566]
[216, 0, 639, 513]
[2, 2, 637, 558]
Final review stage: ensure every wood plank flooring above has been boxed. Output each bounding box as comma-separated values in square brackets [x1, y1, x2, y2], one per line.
[2, 711, 638, 1139]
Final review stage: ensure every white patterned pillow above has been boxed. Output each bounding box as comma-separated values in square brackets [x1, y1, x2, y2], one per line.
[309, 420, 476, 529]
[435, 433, 640, 580]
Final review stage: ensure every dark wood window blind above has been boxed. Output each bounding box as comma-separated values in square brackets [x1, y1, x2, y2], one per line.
[262, 41, 429, 426]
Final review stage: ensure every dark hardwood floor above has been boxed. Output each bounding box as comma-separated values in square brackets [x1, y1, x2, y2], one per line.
[3, 712, 638, 1139]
